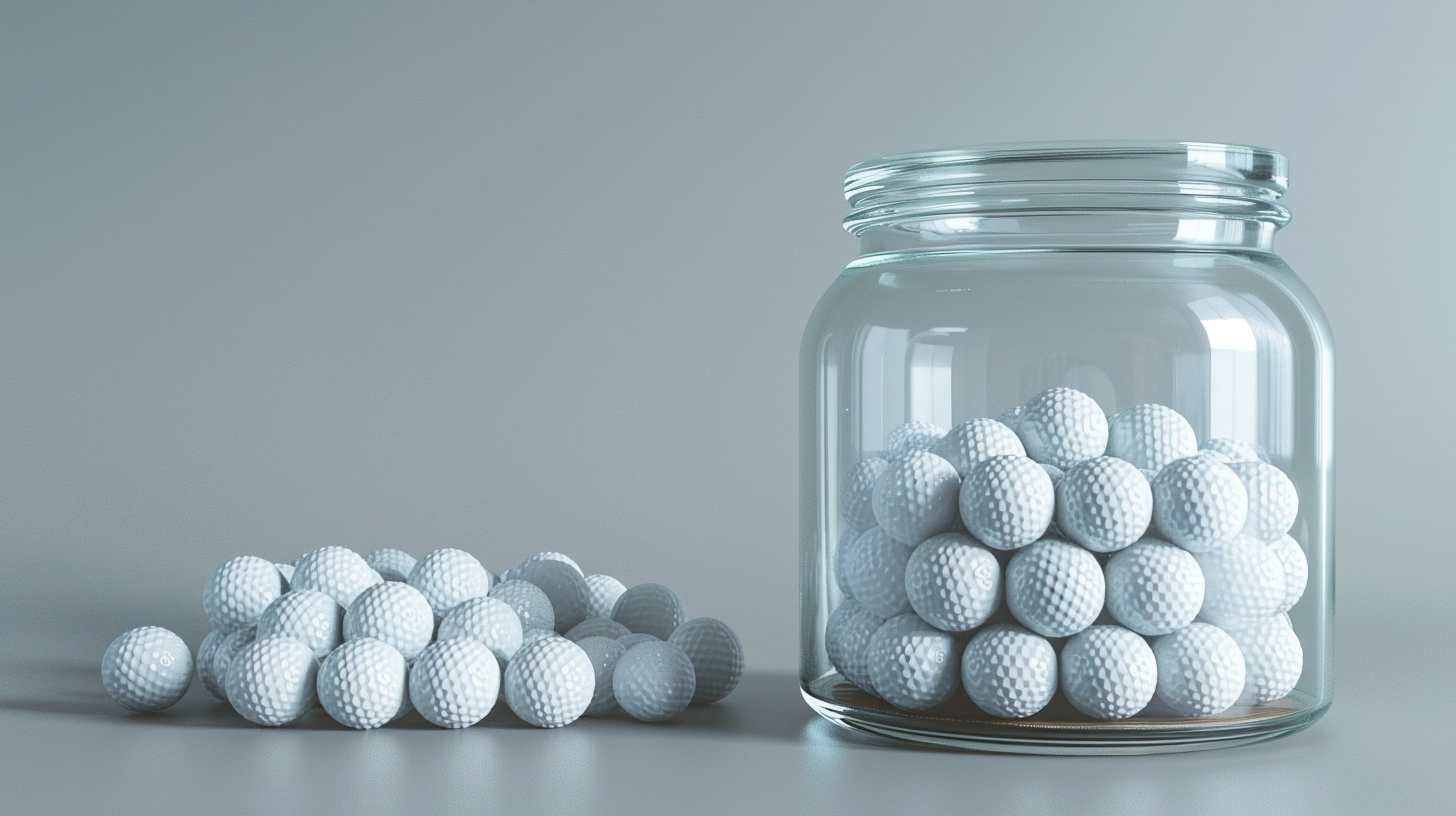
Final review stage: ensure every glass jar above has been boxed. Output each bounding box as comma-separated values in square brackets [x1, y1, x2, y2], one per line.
[799, 142, 1332, 754]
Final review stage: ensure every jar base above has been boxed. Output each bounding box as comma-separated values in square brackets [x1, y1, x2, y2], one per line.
[802, 674, 1328, 756]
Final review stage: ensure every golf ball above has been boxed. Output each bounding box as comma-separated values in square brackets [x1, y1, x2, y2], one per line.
[839, 526, 913, 619]
[504, 635, 595, 728]
[1059, 625, 1156, 720]
[1151, 456, 1249, 552]
[409, 637, 501, 728]
[1195, 536, 1287, 630]
[614, 640, 697, 722]
[317, 637, 408, 730]
[1005, 538, 1104, 637]
[364, 548, 417, 583]
[1103, 538, 1205, 636]
[1199, 438, 1261, 464]
[516, 559, 591, 633]
[1228, 460, 1299, 544]
[903, 532, 1001, 632]
[930, 418, 1026, 478]
[209, 626, 257, 701]
[866, 613, 961, 711]
[871, 450, 962, 545]
[488, 579, 556, 633]
[886, 420, 945, 456]
[1105, 403, 1198, 473]
[409, 548, 493, 619]
[1227, 614, 1303, 705]
[841, 457, 890, 532]
[204, 556, 286, 634]
[1054, 456, 1153, 553]
[256, 589, 343, 661]
[960, 623, 1057, 719]
[342, 581, 435, 661]
[584, 574, 627, 620]
[437, 595, 525, 664]
[667, 617, 744, 705]
[960, 454, 1055, 551]
[291, 547, 382, 609]
[824, 599, 884, 693]
[101, 626, 193, 713]
[1152, 622, 1246, 717]
[612, 583, 686, 640]
[1015, 387, 1108, 470]
[225, 636, 319, 726]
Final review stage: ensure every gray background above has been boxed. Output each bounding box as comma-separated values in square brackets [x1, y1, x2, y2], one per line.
[1, 1, 1452, 813]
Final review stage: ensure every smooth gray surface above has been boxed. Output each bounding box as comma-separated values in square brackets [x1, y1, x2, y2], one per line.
[2, 1, 1455, 812]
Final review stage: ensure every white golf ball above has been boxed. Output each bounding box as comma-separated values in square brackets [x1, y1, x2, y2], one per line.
[565, 617, 631, 643]
[317, 637, 408, 730]
[1151, 456, 1249, 552]
[871, 450, 962, 545]
[504, 635, 595, 728]
[488, 579, 556, 633]
[1059, 625, 1157, 720]
[438, 596, 525, 664]
[291, 547, 382, 609]
[614, 640, 697, 722]
[886, 420, 945, 455]
[903, 532, 1001, 632]
[517, 559, 591, 633]
[1153, 622, 1246, 717]
[1105, 403, 1198, 473]
[1228, 460, 1299, 544]
[960, 455, 1055, 551]
[824, 599, 885, 693]
[194, 629, 228, 701]
[1268, 535, 1309, 613]
[576, 635, 628, 715]
[1005, 539, 1104, 637]
[612, 583, 686, 640]
[518, 551, 583, 576]
[1195, 536, 1287, 630]
[1227, 614, 1303, 705]
[841, 457, 890, 532]
[931, 418, 1026, 478]
[408, 548, 493, 619]
[342, 581, 435, 661]
[256, 589, 343, 661]
[225, 636, 319, 726]
[364, 548, 417, 582]
[1199, 438, 1262, 464]
[667, 617, 744, 705]
[866, 613, 961, 711]
[204, 556, 286, 634]
[101, 626, 193, 713]
[1016, 387, 1108, 470]
[960, 623, 1057, 719]
[839, 527, 913, 619]
[1103, 538, 1204, 635]
[584, 573, 627, 620]
[1055, 456, 1153, 553]
[409, 637, 501, 728]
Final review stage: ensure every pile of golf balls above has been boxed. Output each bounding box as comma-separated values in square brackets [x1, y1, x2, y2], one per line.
[101, 548, 743, 730]
[829, 387, 1308, 720]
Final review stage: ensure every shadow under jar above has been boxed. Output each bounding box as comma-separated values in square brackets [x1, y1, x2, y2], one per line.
[799, 142, 1332, 755]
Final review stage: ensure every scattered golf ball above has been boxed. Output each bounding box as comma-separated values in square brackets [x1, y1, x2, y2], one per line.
[1054, 456, 1153, 553]
[824, 599, 885, 693]
[576, 635, 627, 715]
[409, 637, 500, 728]
[871, 450, 961, 545]
[1195, 536, 1287, 630]
[488, 579, 556, 633]
[839, 526, 914, 619]
[1103, 538, 1205, 636]
[960, 624, 1056, 719]
[614, 640, 697, 722]
[903, 532, 1002, 632]
[503, 634, 595, 728]
[342, 581, 435, 661]
[583, 574, 627, 620]
[612, 583, 686, 640]
[1005, 538, 1104, 637]
[1105, 403, 1198, 473]
[1059, 625, 1157, 720]
[930, 417, 1026, 478]
[437, 596, 525, 664]
[1227, 614, 1303, 705]
[409, 548, 493, 619]
[667, 617, 744, 705]
[1228, 460, 1299, 544]
[1153, 622, 1246, 717]
[101, 626, 193, 713]
[225, 636, 319, 726]
[866, 613, 961, 711]
[317, 637, 408, 729]
[1151, 456, 1249, 552]
[256, 589, 343, 661]
[291, 547, 383, 609]
[1015, 387, 1109, 470]
[840, 457, 890, 532]
[960, 455, 1055, 551]
[203, 556, 286, 634]
[886, 420, 945, 456]
[364, 548, 417, 583]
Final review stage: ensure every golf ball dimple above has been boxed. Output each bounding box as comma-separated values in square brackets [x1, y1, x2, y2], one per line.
[1055, 456, 1153, 553]
[291, 547, 383, 609]
[1195, 536, 1287, 630]
[408, 548, 493, 619]
[487, 579, 556, 633]
[204, 556, 286, 634]
[1200, 438, 1261, 464]
[364, 548, 417, 583]
[903, 532, 1001, 632]
[101, 626, 193, 713]
[960, 624, 1057, 719]
[1268, 535, 1309, 613]
[504, 635, 595, 728]
[1152, 456, 1249, 552]
[866, 613, 962, 711]
[342, 581, 435, 661]
[317, 637, 408, 730]
[1059, 625, 1157, 720]
[408, 637, 501, 728]
[1105, 403, 1198, 473]
[517, 559, 591, 633]
[1015, 387, 1109, 470]
[886, 420, 946, 456]
[611, 583, 686, 640]
[960, 455, 1055, 551]
[256, 589, 344, 661]
[613, 640, 697, 722]
[871, 450, 962, 545]
[824, 599, 885, 693]
[1228, 460, 1299, 544]
[437, 595, 525, 664]
[1227, 614, 1303, 705]
[1005, 539, 1104, 637]
[1152, 622, 1246, 717]
[565, 617, 631, 643]
[584, 574, 627, 620]
[1103, 538, 1205, 636]
[841, 458, 890, 532]
[225, 636, 319, 727]
[930, 418, 1026, 478]
[576, 635, 628, 715]
[839, 527, 914, 619]
[667, 617, 744, 705]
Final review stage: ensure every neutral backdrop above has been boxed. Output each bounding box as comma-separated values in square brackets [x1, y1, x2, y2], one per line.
[2, 1, 1453, 813]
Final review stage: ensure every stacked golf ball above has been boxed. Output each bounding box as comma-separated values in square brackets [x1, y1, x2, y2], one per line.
[828, 387, 1308, 720]
[101, 547, 743, 729]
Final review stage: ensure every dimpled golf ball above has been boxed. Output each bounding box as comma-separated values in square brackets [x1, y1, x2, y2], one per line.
[1227, 614, 1303, 705]
[517, 559, 591, 633]
[886, 420, 946, 456]
[871, 450, 962, 545]
[204, 556, 287, 634]
[344, 581, 437, 661]
[617, 632, 660, 650]
[960, 623, 1057, 718]
[408, 637, 500, 728]
[824, 599, 885, 693]
[256, 589, 343, 661]
[613, 640, 697, 722]
[195, 629, 227, 700]
[839, 527, 914, 618]
[612, 583, 686, 640]
[317, 637, 408, 729]
[930, 418, 1026, 478]
[1055, 456, 1153, 553]
[1016, 387, 1108, 470]
[1152, 456, 1249, 552]
[668, 617, 744, 704]
[364, 548, 417, 582]
[576, 635, 627, 715]
[438, 596, 525, 663]
[903, 532, 1001, 632]
[209, 626, 257, 700]
[1059, 625, 1157, 719]
[1153, 622, 1246, 717]
[866, 613, 961, 711]
[488, 579, 556, 633]
[409, 548, 493, 619]
[1200, 437, 1261, 464]
[291, 546, 383, 609]
[101, 626, 193, 712]
[504, 635, 595, 728]
[566, 617, 631, 643]
[1005, 538, 1104, 637]
[1105, 403, 1198, 473]
[584, 574, 627, 620]
[1268, 535, 1309, 613]
[1103, 539, 1205, 635]
[1195, 536, 1287, 630]
[225, 636, 319, 726]
[840, 457, 890, 532]
[1228, 460, 1299, 544]
[961, 455, 1055, 551]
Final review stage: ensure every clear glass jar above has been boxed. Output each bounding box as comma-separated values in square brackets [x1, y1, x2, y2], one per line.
[799, 142, 1332, 754]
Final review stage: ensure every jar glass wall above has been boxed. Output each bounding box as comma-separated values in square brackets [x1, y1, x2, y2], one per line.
[799, 143, 1332, 754]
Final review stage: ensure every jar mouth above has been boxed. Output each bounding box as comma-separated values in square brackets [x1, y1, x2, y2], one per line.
[844, 141, 1289, 236]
